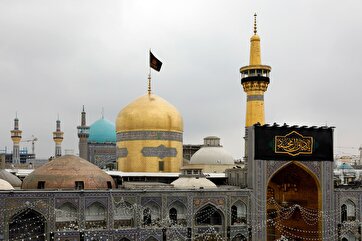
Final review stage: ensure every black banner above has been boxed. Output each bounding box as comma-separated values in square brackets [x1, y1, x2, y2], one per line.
[254, 125, 333, 161]
[150, 51, 162, 72]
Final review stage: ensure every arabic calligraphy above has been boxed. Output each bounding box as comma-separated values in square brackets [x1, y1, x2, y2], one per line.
[275, 131, 313, 156]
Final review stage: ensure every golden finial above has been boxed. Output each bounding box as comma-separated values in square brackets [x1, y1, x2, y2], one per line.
[253, 13, 257, 35]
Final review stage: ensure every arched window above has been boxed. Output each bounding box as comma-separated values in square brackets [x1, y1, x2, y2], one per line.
[143, 201, 160, 226]
[341, 238, 348, 241]
[195, 204, 223, 226]
[231, 205, 237, 224]
[168, 200, 187, 226]
[169, 208, 177, 224]
[231, 201, 247, 225]
[143, 208, 152, 226]
[341, 204, 347, 222]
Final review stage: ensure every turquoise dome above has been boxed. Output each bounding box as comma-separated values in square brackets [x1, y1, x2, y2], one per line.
[88, 118, 116, 143]
[338, 163, 354, 170]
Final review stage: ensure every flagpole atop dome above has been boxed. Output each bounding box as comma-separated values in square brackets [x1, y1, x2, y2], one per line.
[149, 50, 163, 95]
[148, 49, 152, 95]
[148, 67, 152, 95]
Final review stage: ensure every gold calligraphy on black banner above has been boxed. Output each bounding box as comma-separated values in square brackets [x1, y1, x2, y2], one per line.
[254, 125, 333, 161]
[275, 131, 313, 156]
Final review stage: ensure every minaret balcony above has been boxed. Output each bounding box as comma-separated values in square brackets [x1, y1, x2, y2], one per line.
[241, 75, 270, 85]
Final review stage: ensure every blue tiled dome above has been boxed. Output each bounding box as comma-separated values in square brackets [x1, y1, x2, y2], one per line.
[88, 118, 116, 143]
[338, 163, 354, 170]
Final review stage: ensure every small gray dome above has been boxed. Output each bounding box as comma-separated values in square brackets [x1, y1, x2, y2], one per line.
[0, 170, 22, 187]
[171, 177, 216, 189]
[190, 146, 234, 165]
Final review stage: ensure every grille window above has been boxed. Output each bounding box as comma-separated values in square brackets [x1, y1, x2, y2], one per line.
[37, 181, 45, 189]
[75, 181, 84, 190]
[159, 161, 164, 171]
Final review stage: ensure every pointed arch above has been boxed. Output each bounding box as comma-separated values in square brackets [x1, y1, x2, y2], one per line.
[56, 202, 78, 230]
[341, 231, 357, 241]
[194, 203, 224, 226]
[169, 207, 177, 224]
[143, 201, 160, 226]
[144, 236, 158, 241]
[169, 200, 187, 226]
[267, 161, 321, 189]
[343, 199, 356, 221]
[56, 202, 77, 221]
[85, 201, 106, 230]
[341, 204, 347, 222]
[9, 208, 46, 241]
[119, 238, 131, 241]
[114, 201, 134, 228]
[266, 161, 321, 241]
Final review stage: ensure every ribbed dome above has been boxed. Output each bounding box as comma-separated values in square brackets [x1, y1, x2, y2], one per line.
[116, 94, 183, 132]
[89, 118, 116, 143]
[0, 179, 14, 190]
[0, 169, 22, 187]
[22, 155, 115, 190]
[190, 147, 234, 165]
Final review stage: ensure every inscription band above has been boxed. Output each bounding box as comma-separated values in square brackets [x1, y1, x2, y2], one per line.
[117, 131, 183, 142]
[247, 95, 264, 101]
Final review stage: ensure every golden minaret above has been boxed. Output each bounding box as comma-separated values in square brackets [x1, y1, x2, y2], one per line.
[240, 14, 271, 127]
[53, 118, 64, 157]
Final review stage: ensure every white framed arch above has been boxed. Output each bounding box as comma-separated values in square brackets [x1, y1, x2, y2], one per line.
[56, 202, 78, 222]
[143, 201, 161, 226]
[85, 201, 106, 221]
[114, 201, 134, 228]
[168, 200, 187, 225]
[231, 200, 247, 225]
[341, 199, 356, 222]
[85, 201, 107, 230]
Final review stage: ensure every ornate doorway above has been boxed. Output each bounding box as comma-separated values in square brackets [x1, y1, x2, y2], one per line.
[267, 162, 321, 241]
[9, 208, 46, 241]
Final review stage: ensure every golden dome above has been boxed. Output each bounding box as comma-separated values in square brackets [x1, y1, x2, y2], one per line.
[116, 94, 183, 132]
[22, 155, 115, 190]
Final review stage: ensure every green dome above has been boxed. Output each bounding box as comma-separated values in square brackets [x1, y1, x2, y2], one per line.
[88, 118, 116, 143]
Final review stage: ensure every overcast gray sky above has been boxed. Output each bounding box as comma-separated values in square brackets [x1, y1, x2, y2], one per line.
[0, 0, 361, 159]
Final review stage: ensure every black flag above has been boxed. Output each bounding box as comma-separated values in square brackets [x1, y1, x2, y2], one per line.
[150, 51, 162, 72]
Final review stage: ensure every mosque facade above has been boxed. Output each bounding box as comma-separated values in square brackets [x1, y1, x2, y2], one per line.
[1, 16, 362, 241]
